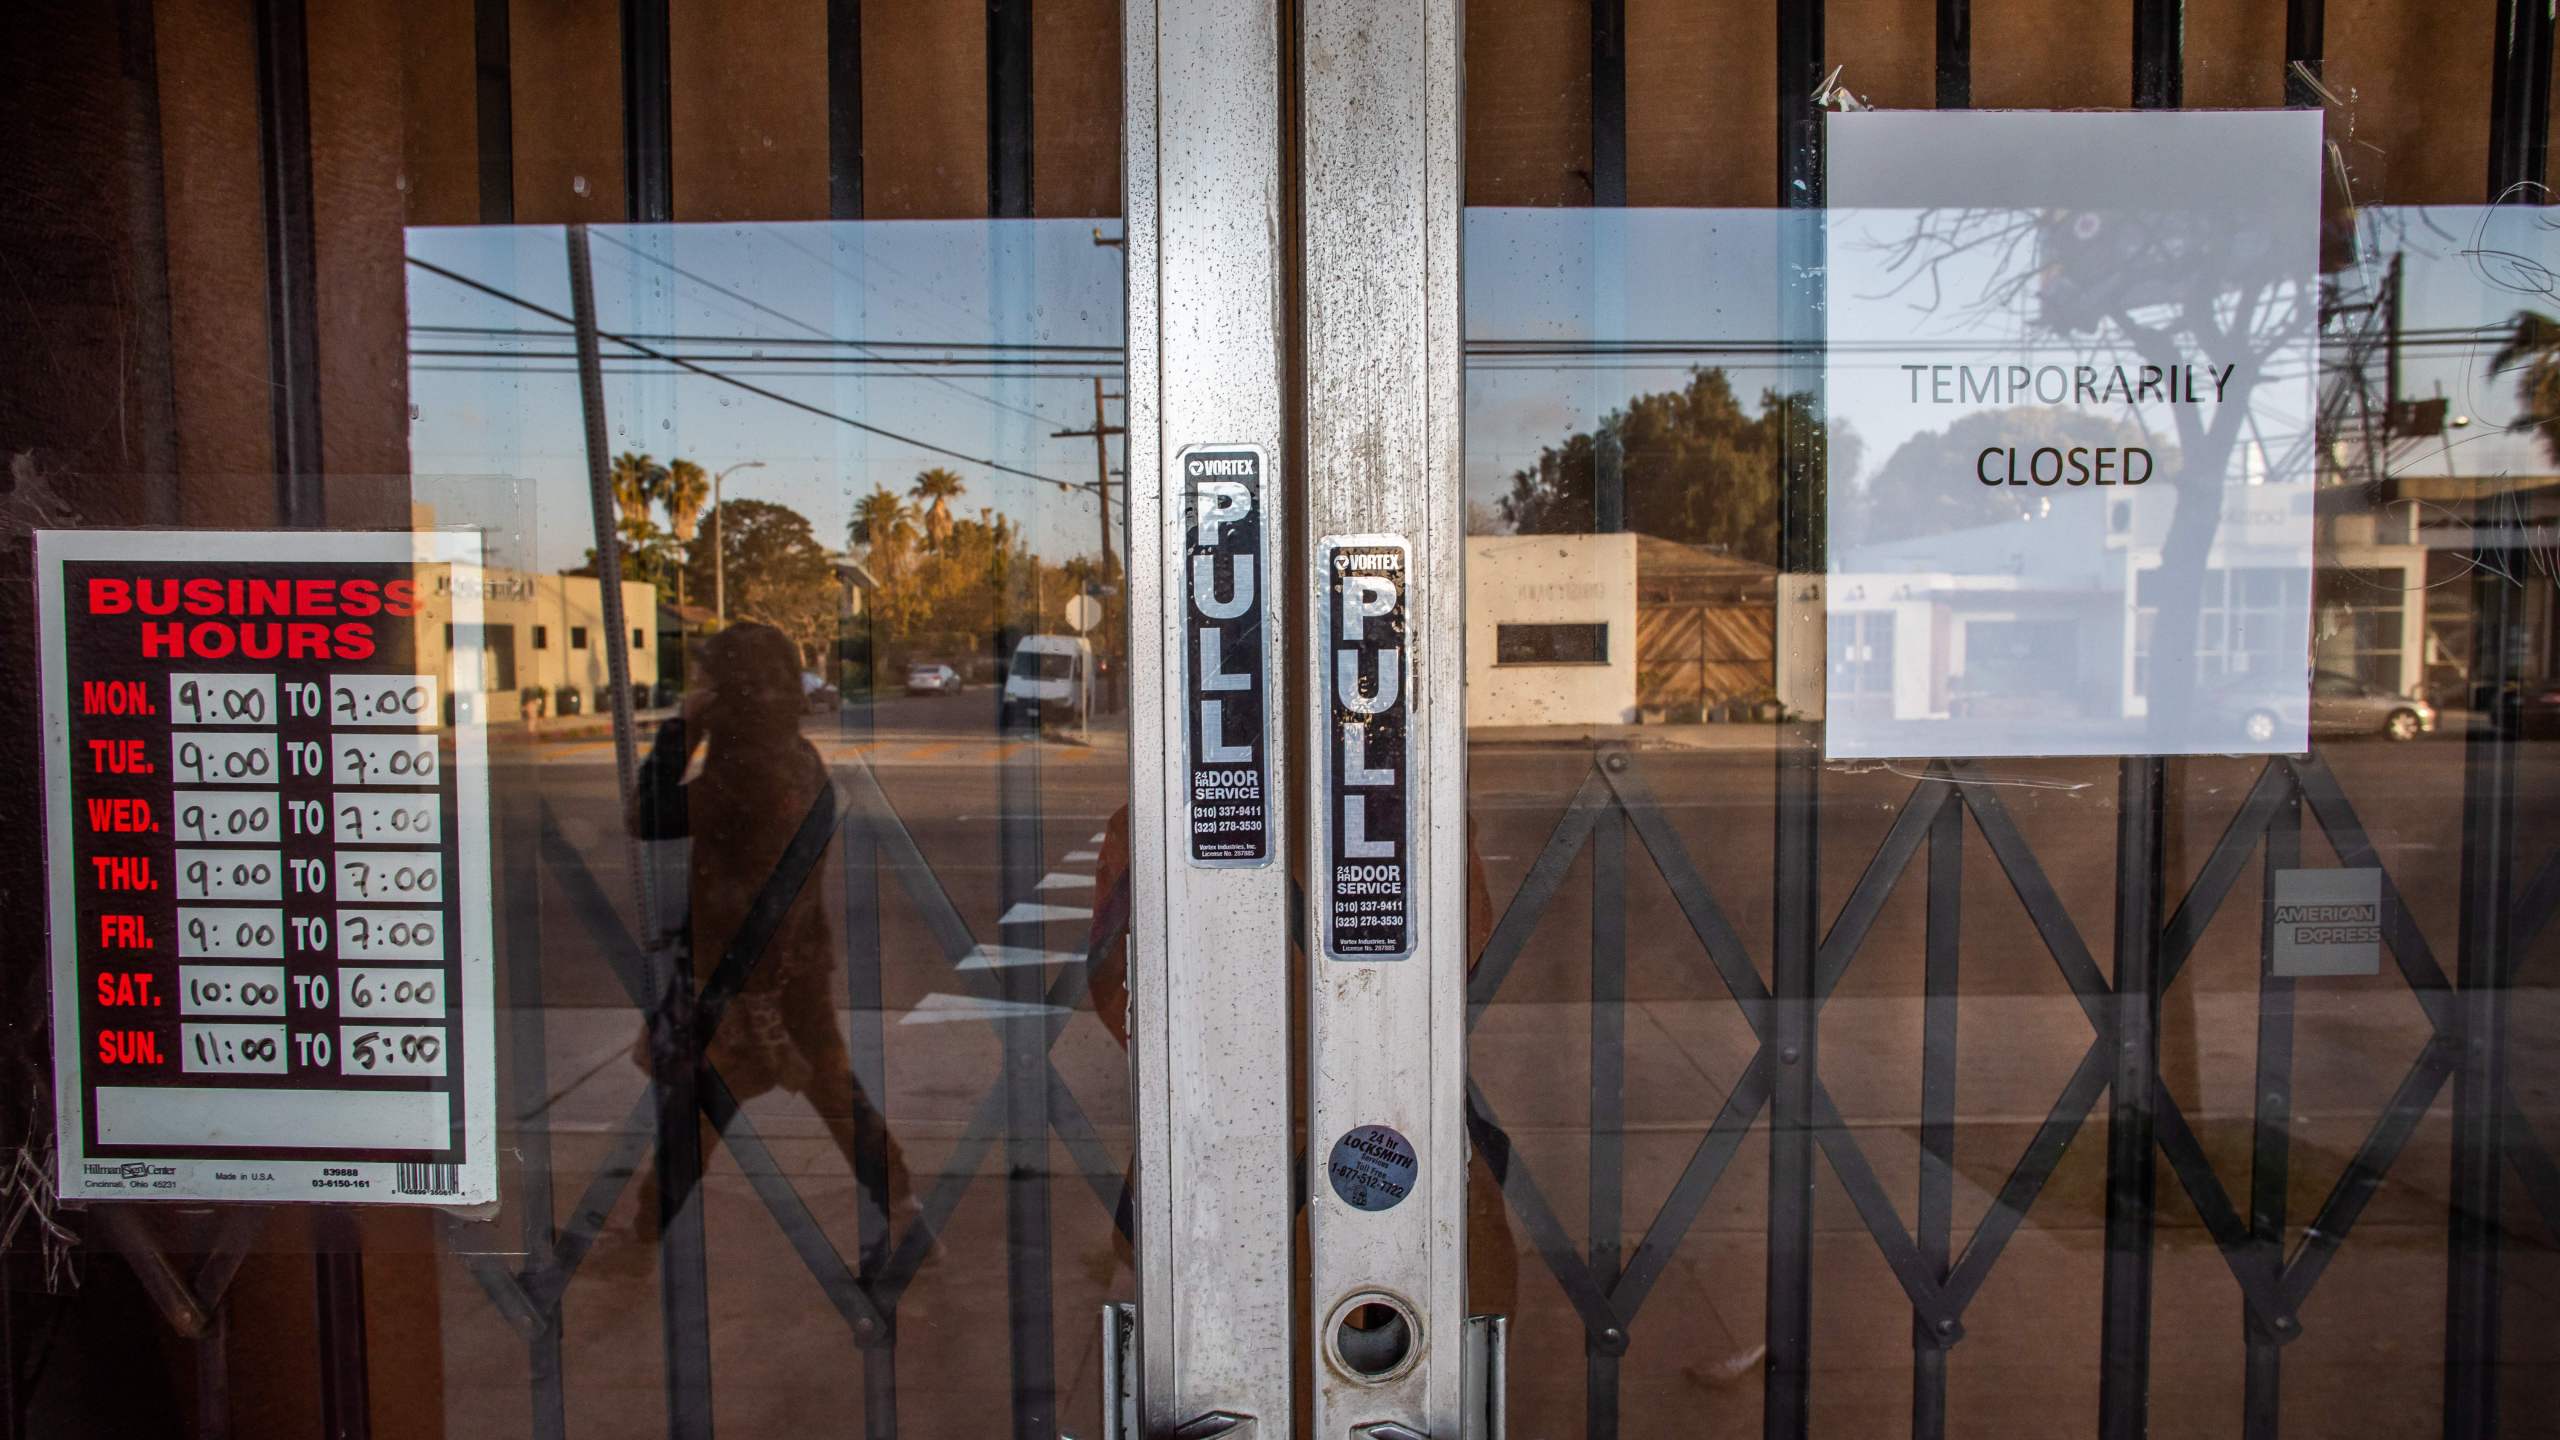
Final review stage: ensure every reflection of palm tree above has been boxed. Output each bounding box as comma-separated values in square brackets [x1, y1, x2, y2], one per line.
[611, 451, 667, 529]
[909, 467, 965, 550]
[2490, 311, 2560, 463]
[852, 487, 914, 562]
[663, 458, 710, 609]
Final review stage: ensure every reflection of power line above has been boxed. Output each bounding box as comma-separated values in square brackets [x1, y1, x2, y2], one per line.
[412, 323, 1122, 354]
[412, 364, 1126, 383]
[411, 346, 1115, 370]
[405, 253, 1092, 494]
[589, 228, 1069, 430]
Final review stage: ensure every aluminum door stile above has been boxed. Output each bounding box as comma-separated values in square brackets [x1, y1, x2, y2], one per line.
[1126, 1, 1295, 1435]
[1300, 0, 1468, 1433]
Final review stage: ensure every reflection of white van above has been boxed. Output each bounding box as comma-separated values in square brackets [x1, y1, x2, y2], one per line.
[1002, 634, 1093, 726]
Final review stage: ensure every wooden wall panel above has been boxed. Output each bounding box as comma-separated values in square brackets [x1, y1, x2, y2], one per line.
[862, 0, 986, 218]
[1033, 0, 1120, 217]
[1466, 0, 1588, 206]
[154, 0, 274, 522]
[400, 0, 480, 226]
[1828, 0, 1935, 112]
[2330, 0, 2497, 203]
[309, 0, 415, 522]
[671, 0, 829, 220]
[510, 0, 626, 222]
[1972, 0, 2132, 109]
[2186, 0, 2286, 108]
[1629, 0, 1773, 207]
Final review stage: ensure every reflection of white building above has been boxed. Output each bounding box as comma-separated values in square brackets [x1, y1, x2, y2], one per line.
[415, 569, 662, 721]
[1465, 534, 1782, 727]
[1467, 535, 1637, 726]
[1820, 487, 2427, 745]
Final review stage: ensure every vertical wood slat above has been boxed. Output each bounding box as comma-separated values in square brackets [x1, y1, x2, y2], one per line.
[254, 0, 324, 525]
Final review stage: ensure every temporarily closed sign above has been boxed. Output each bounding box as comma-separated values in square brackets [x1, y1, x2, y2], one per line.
[38, 531, 497, 1206]
[1823, 111, 2322, 758]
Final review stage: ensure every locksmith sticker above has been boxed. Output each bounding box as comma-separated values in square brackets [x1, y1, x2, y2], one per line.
[2270, 867, 2384, 978]
[1327, 1124, 1417, 1212]
[1180, 445, 1273, 867]
[1320, 534, 1412, 960]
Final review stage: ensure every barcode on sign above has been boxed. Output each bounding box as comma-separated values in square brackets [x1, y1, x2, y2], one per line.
[395, 1162, 459, 1196]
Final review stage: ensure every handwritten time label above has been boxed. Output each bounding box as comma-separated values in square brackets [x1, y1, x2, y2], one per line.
[336, 909, 444, 961]
[330, 674, 439, 728]
[180, 965, 288, 1016]
[177, 907, 284, 959]
[332, 852, 444, 904]
[171, 733, 277, 786]
[332, 794, 441, 845]
[174, 791, 281, 844]
[340, 1026, 446, 1078]
[338, 969, 445, 1020]
[183, 1023, 288, 1075]
[170, 673, 277, 727]
[333, 733, 439, 787]
[176, 849, 281, 902]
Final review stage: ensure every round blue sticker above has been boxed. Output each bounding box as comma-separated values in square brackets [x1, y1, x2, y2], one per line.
[1327, 1124, 1418, 1212]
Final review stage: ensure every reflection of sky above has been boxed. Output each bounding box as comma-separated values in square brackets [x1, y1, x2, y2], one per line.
[2361, 206, 2560, 480]
[401, 205, 2560, 574]
[406, 222, 1127, 574]
[1457, 203, 2560, 525]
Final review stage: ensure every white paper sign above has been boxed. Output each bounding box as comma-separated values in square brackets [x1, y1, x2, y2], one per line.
[1823, 110, 2322, 758]
[38, 530, 497, 1206]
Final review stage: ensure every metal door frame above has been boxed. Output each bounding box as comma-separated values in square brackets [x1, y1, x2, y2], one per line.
[1123, 0, 1297, 1434]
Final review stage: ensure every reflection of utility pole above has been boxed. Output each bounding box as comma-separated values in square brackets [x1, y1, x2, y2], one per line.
[1051, 377, 1126, 713]
[712, 459, 765, 626]
[1051, 377, 1127, 581]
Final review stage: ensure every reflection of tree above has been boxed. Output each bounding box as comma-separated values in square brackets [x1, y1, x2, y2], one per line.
[682, 499, 841, 662]
[1842, 407, 2169, 548]
[662, 459, 709, 608]
[908, 466, 965, 550]
[610, 450, 667, 527]
[2488, 310, 2560, 462]
[1496, 368, 1854, 567]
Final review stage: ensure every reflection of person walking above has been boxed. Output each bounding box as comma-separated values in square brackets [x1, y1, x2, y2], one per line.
[622, 622, 919, 1270]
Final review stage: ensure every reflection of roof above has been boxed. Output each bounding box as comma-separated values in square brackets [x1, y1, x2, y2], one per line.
[1633, 533, 1775, 604]
[2389, 473, 2560, 506]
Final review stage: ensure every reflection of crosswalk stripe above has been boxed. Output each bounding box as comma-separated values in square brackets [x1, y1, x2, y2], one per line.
[899, 992, 1069, 1025]
[1000, 901, 1093, 925]
[957, 944, 1083, 971]
[1064, 849, 1098, 863]
[1089, 832, 1107, 844]
[1036, 873, 1094, 891]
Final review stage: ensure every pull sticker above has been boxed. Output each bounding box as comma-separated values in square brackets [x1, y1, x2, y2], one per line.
[1181, 446, 1272, 866]
[1327, 1123, 1417, 1212]
[1320, 535, 1411, 959]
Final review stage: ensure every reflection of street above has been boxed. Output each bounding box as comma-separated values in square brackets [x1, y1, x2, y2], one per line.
[1464, 730, 2560, 1440]
[443, 712, 2558, 1440]
[445, 696, 1135, 1440]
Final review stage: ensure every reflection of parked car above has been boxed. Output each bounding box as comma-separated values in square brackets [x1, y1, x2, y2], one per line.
[800, 670, 842, 712]
[905, 662, 964, 696]
[2310, 670, 2433, 741]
